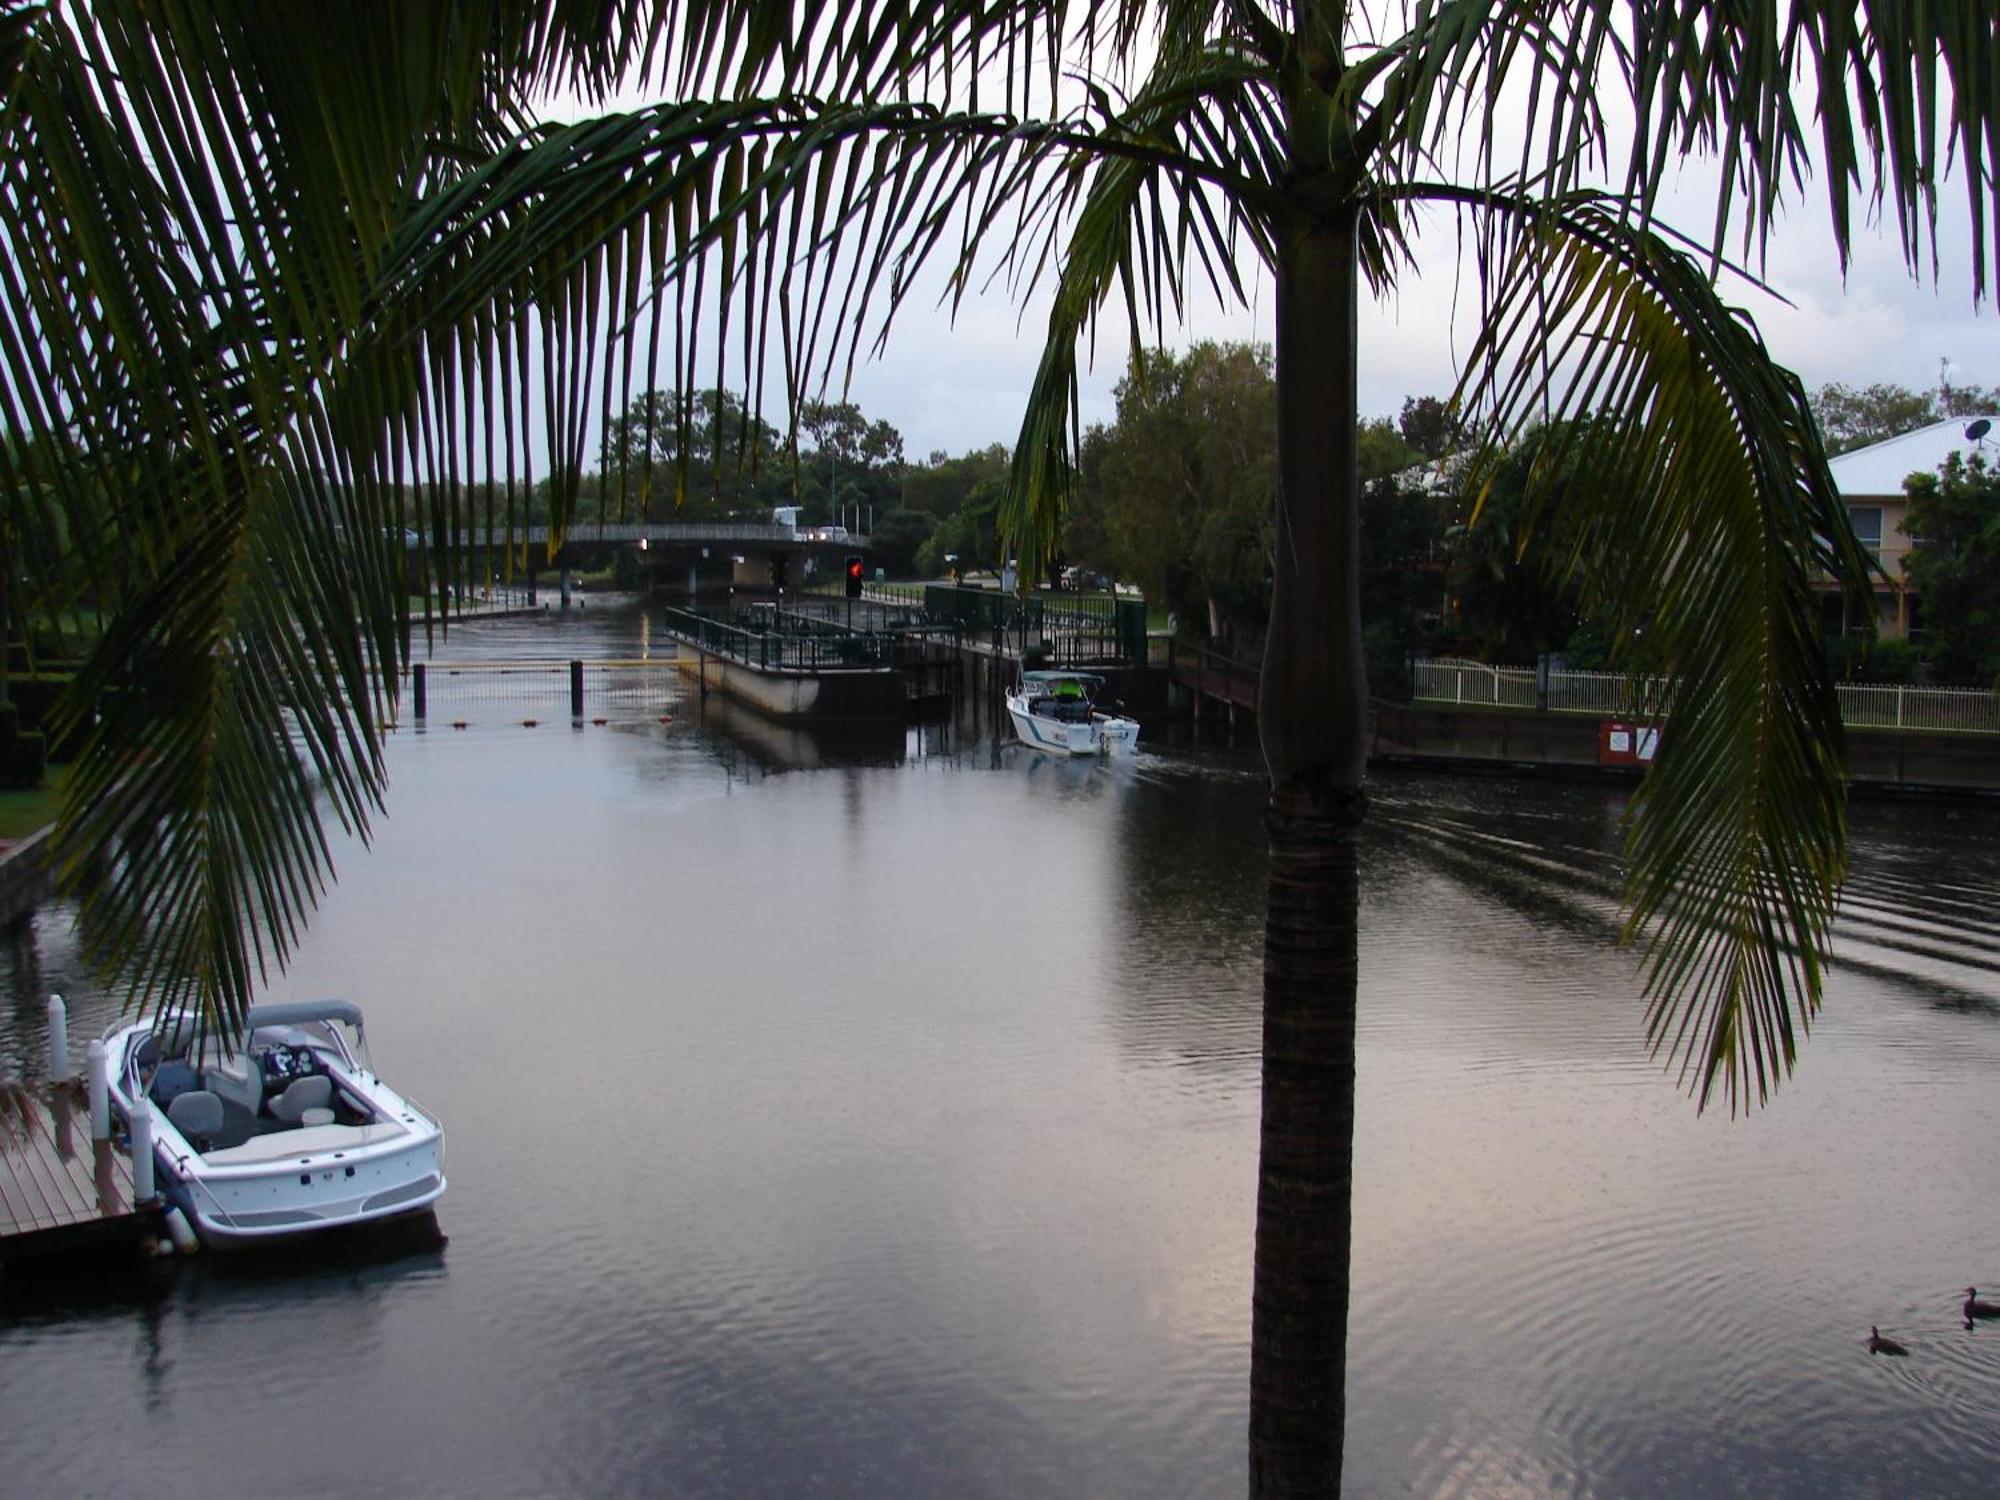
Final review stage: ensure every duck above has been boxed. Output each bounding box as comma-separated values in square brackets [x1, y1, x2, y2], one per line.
[1964, 1288, 2000, 1320]
[1867, 1326, 1909, 1357]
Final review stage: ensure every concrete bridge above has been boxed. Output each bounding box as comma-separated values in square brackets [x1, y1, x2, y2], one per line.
[409, 521, 872, 592]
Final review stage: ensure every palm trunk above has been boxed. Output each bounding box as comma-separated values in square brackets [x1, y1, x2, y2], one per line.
[1248, 207, 1368, 1498]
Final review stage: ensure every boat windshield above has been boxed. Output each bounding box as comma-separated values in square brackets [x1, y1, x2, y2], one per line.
[1021, 671, 1102, 700]
[247, 1015, 369, 1075]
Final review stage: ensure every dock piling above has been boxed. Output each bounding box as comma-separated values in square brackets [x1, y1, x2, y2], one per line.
[129, 1108, 154, 1203]
[46, 994, 68, 1079]
[569, 659, 584, 720]
[86, 1039, 108, 1139]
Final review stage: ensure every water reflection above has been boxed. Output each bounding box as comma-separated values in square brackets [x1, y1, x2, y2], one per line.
[1, 600, 1996, 1497]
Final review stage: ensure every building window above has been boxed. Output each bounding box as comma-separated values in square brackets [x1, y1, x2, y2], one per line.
[1848, 504, 1884, 552]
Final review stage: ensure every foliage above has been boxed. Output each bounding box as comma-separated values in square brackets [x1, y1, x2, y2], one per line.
[1811, 380, 2000, 454]
[1356, 418, 1422, 483]
[1444, 433, 1594, 660]
[914, 479, 1004, 579]
[1904, 453, 2000, 688]
[1825, 636, 1924, 684]
[1357, 472, 1444, 652]
[901, 444, 1010, 518]
[866, 507, 936, 576]
[1398, 396, 1463, 461]
[1096, 342, 1276, 641]
[1059, 424, 1117, 578]
[597, 388, 789, 520]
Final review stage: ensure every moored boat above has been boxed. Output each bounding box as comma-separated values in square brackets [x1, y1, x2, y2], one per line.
[97, 1000, 445, 1249]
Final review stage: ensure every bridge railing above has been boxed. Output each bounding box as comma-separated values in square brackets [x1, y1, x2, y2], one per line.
[406, 522, 871, 548]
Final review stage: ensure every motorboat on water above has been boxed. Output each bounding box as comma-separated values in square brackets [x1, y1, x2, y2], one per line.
[97, 999, 445, 1249]
[1004, 669, 1141, 756]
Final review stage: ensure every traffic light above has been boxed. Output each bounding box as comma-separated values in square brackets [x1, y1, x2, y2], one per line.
[769, 552, 789, 591]
[844, 554, 864, 599]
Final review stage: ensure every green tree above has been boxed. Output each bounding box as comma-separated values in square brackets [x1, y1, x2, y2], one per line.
[867, 506, 937, 576]
[1903, 453, 2000, 688]
[1811, 380, 2000, 454]
[1397, 395, 1463, 461]
[797, 399, 905, 521]
[6, 6, 1994, 1496]
[902, 443, 1012, 518]
[1061, 424, 1118, 578]
[598, 387, 789, 519]
[1098, 342, 1277, 641]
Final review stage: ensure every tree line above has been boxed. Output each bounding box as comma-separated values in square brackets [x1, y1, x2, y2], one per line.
[567, 364, 1996, 692]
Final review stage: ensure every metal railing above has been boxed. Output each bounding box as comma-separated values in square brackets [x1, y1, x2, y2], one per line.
[659, 606, 906, 671]
[1412, 656, 2000, 735]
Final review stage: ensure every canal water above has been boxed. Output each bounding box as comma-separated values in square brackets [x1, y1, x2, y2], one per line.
[4, 598, 1999, 1498]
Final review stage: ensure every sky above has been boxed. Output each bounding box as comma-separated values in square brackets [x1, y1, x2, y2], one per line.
[554, 22, 1998, 464]
[831, 194, 1996, 459]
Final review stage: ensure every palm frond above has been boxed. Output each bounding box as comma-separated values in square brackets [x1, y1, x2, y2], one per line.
[1437, 190, 1873, 1111]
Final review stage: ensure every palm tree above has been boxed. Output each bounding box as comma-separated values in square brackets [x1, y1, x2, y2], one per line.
[5, 3, 1995, 1493]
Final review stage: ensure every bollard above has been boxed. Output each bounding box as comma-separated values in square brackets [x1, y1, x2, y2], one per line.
[86, 1039, 109, 1138]
[130, 1106, 155, 1202]
[570, 659, 584, 721]
[46, 994, 68, 1079]
[413, 662, 427, 721]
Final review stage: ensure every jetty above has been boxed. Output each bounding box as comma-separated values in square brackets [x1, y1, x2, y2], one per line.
[0, 1078, 160, 1266]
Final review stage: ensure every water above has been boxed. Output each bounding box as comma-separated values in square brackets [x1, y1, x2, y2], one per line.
[4, 598, 1998, 1497]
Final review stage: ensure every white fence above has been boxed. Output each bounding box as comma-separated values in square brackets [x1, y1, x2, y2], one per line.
[1412, 657, 2000, 735]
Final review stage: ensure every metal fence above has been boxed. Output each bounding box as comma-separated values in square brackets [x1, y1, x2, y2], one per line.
[660, 605, 907, 670]
[1835, 681, 2000, 733]
[911, 583, 1148, 664]
[1412, 656, 2000, 734]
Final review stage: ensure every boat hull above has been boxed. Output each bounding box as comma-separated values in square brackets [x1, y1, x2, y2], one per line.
[1006, 694, 1140, 757]
[152, 1111, 446, 1249]
[99, 1019, 447, 1250]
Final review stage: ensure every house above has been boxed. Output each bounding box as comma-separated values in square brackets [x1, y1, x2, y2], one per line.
[1823, 415, 1999, 640]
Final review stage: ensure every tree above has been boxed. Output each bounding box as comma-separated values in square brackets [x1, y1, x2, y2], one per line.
[597, 387, 789, 519]
[1903, 453, 2000, 688]
[6, 6, 1995, 1497]
[1811, 380, 2000, 454]
[1097, 342, 1277, 641]
[797, 399, 906, 521]
[1397, 395, 1462, 461]
[902, 443, 1012, 518]
[867, 506, 937, 576]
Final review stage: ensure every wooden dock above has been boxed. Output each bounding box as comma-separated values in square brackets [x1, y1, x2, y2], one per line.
[0, 1079, 160, 1264]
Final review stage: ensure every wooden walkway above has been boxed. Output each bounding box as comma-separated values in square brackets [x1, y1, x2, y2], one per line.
[0, 1079, 160, 1263]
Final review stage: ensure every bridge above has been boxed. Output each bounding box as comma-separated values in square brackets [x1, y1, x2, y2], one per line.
[406, 521, 872, 593]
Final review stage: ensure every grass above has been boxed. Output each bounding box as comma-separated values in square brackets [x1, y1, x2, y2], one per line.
[0, 762, 69, 842]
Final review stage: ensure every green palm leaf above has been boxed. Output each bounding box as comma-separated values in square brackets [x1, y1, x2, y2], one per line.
[1439, 191, 1875, 1110]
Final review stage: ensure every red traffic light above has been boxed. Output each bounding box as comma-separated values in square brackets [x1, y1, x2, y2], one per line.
[844, 554, 864, 598]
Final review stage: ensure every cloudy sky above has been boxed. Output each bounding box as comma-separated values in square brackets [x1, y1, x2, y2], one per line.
[832, 194, 1996, 459]
[565, 23, 1997, 463]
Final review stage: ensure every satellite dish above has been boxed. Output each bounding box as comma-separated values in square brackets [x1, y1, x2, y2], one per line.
[1967, 418, 1993, 442]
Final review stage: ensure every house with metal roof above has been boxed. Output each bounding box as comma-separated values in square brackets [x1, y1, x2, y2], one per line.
[1824, 415, 1999, 640]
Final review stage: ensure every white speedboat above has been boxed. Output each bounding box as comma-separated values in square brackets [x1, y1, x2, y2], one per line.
[98, 1000, 445, 1249]
[1005, 669, 1141, 756]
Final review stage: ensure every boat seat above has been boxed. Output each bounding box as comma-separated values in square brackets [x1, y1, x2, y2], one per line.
[270, 1074, 334, 1124]
[166, 1090, 224, 1149]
